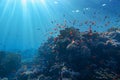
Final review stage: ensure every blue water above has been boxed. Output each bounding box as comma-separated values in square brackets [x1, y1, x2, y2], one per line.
[0, 0, 120, 52]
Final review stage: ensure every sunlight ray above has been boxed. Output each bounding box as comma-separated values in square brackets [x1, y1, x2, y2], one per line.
[0, 0, 11, 22]
[11, 0, 17, 17]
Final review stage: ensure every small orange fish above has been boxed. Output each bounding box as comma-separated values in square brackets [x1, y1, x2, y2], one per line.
[50, 32, 53, 34]
[89, 33, 93, 36]
[70, 31, 73, 35]
[54, 38, 58, 42]
[61, 26, 65, 28]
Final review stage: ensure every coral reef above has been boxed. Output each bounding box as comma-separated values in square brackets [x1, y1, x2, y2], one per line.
[16, 27, 120, 80]
[2, 27, 120, 80]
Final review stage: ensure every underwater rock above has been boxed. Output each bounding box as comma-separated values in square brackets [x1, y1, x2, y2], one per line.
[0, 51, 21, 78]
[21, 49, 37, 63]
[61, 67, 71, 78]
[109, 32, 120, 42]
[70, 71, 80, 80]
[107, 27, 120, 32]
[58, 66, 81, 80]
[62, 78, 72, 80]
[0, 51, 6, 64]
[94, 68, 120, 80]
[80, 46, 91, 58]
[37, 75, 52, 80]
[106, 59, 117, 71]
[0, 78, 8, 80]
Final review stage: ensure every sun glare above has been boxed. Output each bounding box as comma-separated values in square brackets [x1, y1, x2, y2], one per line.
[31, 0, 35, 3]
[21, 0, 46, 5]
[22, 0, 27, 5]
[40, 0, 45, 4]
